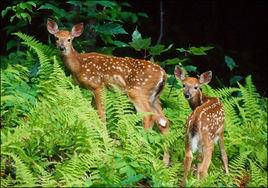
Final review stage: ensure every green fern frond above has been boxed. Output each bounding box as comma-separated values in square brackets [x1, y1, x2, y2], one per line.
[104, 87, 135, 132]
[248, 159, 267, 187]
[13, 32, 58, 59]
[238, 75, 263, 121]
[1, 33, 267, 187]
[202, 84, 239, 99]
[228, 153, 249, 187]
[0, 175, 14, 187]
[222, 97, 241, 127]
[55, 154, 96, 187]
[2, 152, 36, 187]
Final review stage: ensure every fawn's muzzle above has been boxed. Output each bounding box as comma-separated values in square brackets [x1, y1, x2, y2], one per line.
[59, 46, 66, 51]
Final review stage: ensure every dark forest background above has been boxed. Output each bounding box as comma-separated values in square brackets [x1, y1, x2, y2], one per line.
[130, 0, 268, 96]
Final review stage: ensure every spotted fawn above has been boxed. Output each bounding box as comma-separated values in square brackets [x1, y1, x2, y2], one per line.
[174, 66, 229, 186]
[47, 19, 170, 164]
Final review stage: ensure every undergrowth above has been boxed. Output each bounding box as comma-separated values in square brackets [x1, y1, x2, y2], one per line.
[0, 33, 267, 187]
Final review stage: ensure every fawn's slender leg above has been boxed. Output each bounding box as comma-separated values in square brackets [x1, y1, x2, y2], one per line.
[151, 98, 163, 114]
[129, 90, 170, 165]
[128, 91, 154, 129]
[219, 131, 229, 174]
[150, 98, 169, 132]
[151, 98, 169, 165]
[180, 139, 193, 187]
[93, 87, 106, 122]
[198, 141, 214, 179]
[136, 100, 154, 130]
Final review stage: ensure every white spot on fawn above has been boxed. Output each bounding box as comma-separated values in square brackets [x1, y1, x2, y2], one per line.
[159, 118, 167, 127]
[213, 136, 219, 143]
[190, 135, 200, 153]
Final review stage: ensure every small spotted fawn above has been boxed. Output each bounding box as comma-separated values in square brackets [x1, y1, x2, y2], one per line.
[174, 66, 229, 186]
[46, 20, 170, 164]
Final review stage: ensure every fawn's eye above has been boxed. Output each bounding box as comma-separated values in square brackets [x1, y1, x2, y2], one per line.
[182, 84, 185, 87]
[194, 86, 198, 90]
[67, 38, 71, 42]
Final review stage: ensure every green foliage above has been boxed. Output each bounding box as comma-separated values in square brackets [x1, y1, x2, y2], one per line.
[1, 33, 267, 188]
[129, 28, 172, 58]
[1, 1, 266, 187]
[161, 46, 215, 73]
[225, 55, 238, 71]
[92, 22, 128, 36]
[176, 46, 214, 56]
[1, 0, 149, 55]
[1, 1, 37, 23]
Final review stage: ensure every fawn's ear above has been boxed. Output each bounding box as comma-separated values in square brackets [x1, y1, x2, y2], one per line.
[47, 19, 59, 35]
[174, 65, 186, 81]
[199, 71, 212, 85]
[71, 23, 84, 37]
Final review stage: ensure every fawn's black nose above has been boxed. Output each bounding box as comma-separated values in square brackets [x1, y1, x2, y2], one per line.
[184, 93, 190, 99]
[59, 46, 65, 51]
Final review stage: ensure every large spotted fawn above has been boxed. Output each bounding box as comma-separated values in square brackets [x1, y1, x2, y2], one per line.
[174, 66, 229, 186]
[47, 19, 170, 163]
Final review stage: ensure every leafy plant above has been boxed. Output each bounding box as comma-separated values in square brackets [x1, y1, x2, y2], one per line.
[129, 28, 173, 59]
[1, 33, 267, 187]
[176, 46, 214, 56]
[1, 1, 149, 54]
[1, 1, 37, 23]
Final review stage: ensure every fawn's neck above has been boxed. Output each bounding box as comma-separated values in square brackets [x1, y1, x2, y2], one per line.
[62, 47, 81, 74]
[188, 90, 210, 110]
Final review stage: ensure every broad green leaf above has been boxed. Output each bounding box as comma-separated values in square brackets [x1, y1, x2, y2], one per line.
[66, 1, 82, 8]
[188, 46, 214, 55]
[1, 7, 12, 18]
[184, 65, 197, 72]
[119, 174, 144, 186]
[19, 2, 34, 11]
[114, 161, 126, 169]
[149, 44, 173, 56]
[200, 46, 214, 51]
[137, 12, 149, 18]
[230, 75, 243, 85]
[129, 37, 151, 51]
[131, 28, 141, 40]
[38, 3, 67, 18]
[162, 58, 188, 65]
[112, 40, 129, 47]
[225, 55, 237, 70]
[84, 180, 93, 187]
[189, 47, 207, 55]
[100, 34, 113, 44]
[95, 1, 116, 8]
[120, 12, 138, 23]
[6, 40, 17, 51]
[20, 12, 31, 22]
[92, 22, 128, 35]
[129, 161, 140, 168]
[10, 15, 16, 22]
[149, 44, 165, 56]
[26, 1, 37, 7]
[176, 48, 186, 52]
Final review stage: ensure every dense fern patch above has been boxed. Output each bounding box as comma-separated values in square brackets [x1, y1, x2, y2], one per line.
[1, 33, 267, 187]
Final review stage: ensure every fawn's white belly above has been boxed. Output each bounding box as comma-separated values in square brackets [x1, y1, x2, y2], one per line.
[190, 135, 201, 153]
[190, 135, 220, 153]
